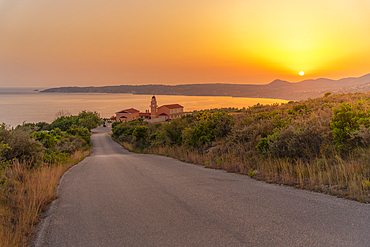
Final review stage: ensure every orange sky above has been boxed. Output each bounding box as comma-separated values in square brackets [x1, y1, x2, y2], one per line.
[0, 0, 369, 87]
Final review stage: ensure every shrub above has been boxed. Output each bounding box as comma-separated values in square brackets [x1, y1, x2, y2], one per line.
[353, 124, 370, 146]
[150, 130, 169, 146]
[209, 112, 234, 138]
[51, 116, 78, 131]
[51, 111, 101, 132]
[183, 123, 215, 148]
[0, 142, 10, 166]
[163, 119, 186, 145]
[112, 121, 122, 129]
[32, 130, 60, 149]
[54, 135, 84, 154]
[256, 124, 325, 159]
[132, 126, 150, 143]
[256, 135, 271, 154]
[330, 103, 370, 152]
[78, 111, 102, 130]
[324, 92, 332, 98]
[1, 128, 44, 164]
[112, 123, 130, 138]
[43, 150, 70, 164]
[292, 104, 311, 114]
[227, 122, 260, 144]
[67, 127, 92, 146]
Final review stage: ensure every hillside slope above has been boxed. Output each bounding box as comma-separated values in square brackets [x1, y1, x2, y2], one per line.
[41, 73, 370, 100]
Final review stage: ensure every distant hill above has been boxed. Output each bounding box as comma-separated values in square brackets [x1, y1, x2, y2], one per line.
[41, 73, 370, 100]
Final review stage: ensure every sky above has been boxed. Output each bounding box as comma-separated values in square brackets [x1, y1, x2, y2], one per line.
[0, 0, 370, 87]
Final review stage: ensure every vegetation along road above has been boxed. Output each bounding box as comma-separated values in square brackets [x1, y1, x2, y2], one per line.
[34, 126, 370, 246]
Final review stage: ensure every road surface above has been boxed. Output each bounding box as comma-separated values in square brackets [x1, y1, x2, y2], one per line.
[34, 126, 370, 246]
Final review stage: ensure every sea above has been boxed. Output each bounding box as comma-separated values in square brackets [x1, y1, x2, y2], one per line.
[0, 87, 288, 128]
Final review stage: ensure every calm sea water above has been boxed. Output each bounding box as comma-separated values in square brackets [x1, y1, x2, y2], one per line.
[0, 87, 288, 127]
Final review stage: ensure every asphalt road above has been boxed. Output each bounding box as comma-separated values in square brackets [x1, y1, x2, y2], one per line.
[34, 126, 370, 247]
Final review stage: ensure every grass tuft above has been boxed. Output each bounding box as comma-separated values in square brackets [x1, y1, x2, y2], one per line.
[0, 150, 89, 247]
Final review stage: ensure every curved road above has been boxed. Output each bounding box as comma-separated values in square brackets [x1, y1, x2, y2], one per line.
[35, 127, 370, 246]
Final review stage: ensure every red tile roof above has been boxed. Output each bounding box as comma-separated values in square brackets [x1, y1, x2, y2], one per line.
[160, 104, 183, 109]
[125, 108, 140, 113]
[116, 110, 127, 114]
[158, 113, 169, 116]
[139, 113, 151, 116]
[119, 116, 127, 118]
[116, 108, 140, 114]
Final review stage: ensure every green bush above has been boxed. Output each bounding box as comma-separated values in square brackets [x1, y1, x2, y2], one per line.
[112, 123, 130, 138]
[183, 123, 214, 148]
[292, 104, 312, 114]
[132, 126, 150, 143]
[0, 112, 94, 167]
[51, 111, 101, 131]
[324, 92, 332, 98]
[184, 112, 234, 148]
[43, 150, 70, 164]
[163, 119, 186, 145]
[112, 121, 122, 130]
[209, 112, 234, 138]
[0, 127, 44, 163]
[150, 130, 169, 147]
[67, 127, 92, 146]
[256, 124, 325, 159]
[54, 135, 84, 154]
[330, 103, 370, 152]
[32, 130, 61, 149]
[78, 111, 102, 130]
[255, 135, 271, 153]
[51, 116, 78, 131]
[0, 141, 10, 163]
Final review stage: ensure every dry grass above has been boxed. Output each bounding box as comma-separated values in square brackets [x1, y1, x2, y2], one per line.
[121, 142, 135, 152]
[0, 150, 89, 247]
[146, 144, 370, 203]
[254, 154, 370, 202]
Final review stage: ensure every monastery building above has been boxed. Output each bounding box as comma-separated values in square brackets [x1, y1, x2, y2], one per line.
[113, 96, 184, 122]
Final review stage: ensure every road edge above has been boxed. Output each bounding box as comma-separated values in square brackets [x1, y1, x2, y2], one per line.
[30, 155, 90, 247]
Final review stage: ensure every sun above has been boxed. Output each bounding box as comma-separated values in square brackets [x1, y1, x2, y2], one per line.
[299, 71, 304, 76]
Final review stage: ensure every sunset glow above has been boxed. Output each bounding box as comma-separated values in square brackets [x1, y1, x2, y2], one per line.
[0, 0, 369, 87]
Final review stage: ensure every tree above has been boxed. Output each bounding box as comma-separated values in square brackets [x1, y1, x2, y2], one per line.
[78, 111, 102, 131]
[55, 109, 71, 119]
[51, 116, 78, 131]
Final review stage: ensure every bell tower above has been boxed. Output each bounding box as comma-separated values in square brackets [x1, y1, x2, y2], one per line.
[150, 95, 158, 118]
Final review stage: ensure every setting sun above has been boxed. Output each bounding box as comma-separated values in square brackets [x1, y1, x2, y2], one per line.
[299, 71, 305, 76]
[0, 0, 370, 87]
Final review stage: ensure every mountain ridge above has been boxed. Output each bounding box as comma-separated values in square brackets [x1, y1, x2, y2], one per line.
[41, 73, 370, 101]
